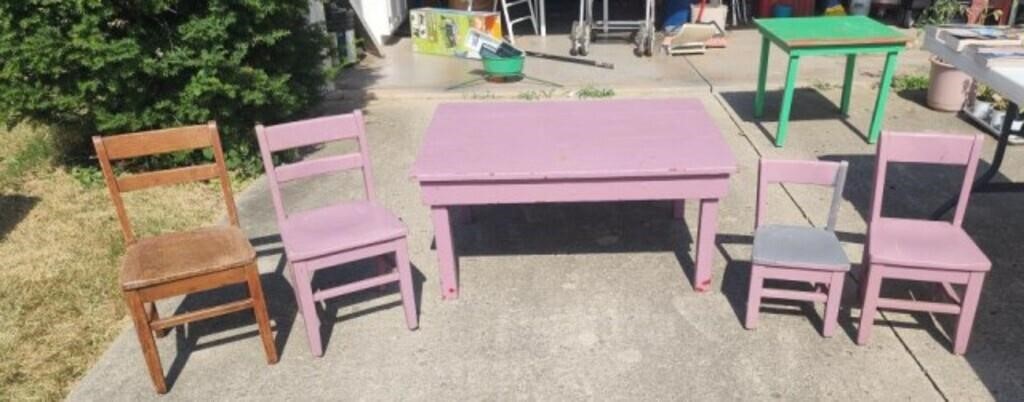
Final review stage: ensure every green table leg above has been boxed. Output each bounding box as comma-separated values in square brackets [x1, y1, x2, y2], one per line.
[754, 36, 770, 119]
[775, 55, 801, 147]
[840, 54, 856, 116]
[867, 51, 900, 144]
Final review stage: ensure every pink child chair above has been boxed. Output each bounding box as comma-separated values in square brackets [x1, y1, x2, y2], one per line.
[858, 131, 990, 355]
[255, 112, 417, 357]
[747, 159, 850, 337]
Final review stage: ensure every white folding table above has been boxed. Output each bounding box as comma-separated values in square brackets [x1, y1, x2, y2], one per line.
[923, 26, 1024, 217]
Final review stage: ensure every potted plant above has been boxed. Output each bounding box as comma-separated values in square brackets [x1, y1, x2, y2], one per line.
[921, 0, 971, 111]
[970, 83, 996, 120]
[989, 91, 1008, 131]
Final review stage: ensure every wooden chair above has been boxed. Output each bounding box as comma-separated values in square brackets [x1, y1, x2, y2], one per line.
[747, 159, 851, 336]
[858, 131, 990, 355]
[255, 112, 417, 358]
[93, 123, 277, 394]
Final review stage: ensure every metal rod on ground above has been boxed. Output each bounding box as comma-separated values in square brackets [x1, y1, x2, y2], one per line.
[523, 50, 615, 69]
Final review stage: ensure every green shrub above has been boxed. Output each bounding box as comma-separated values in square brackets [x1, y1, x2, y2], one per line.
[892, 74, 930, 92]
[0, 0, 332, 174]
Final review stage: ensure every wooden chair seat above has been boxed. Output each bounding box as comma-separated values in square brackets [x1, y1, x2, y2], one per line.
[868, 218, 990, 272]
[752, 224, 850, 271]
[121, 226, 256, 290]
[280, 202, 406, 262]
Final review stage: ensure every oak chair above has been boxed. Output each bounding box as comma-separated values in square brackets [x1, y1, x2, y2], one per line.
[93, 123, 277, 394]
[255, 112, 417, 358]
[858, 131, 990, 355]
[747, 159, 850, 337]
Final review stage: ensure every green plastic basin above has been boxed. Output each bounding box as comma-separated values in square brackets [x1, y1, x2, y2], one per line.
[482, 54, 524, 77]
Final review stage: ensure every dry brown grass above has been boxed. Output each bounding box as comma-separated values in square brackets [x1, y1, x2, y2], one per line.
[0, 126, 236, 400]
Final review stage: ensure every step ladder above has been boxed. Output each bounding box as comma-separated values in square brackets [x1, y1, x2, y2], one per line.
[466, 0, 538, 44]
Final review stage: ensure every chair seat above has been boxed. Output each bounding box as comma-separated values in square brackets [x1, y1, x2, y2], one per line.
[752, 225, 850, 271]
[281, 201, 407, 262]
[869, 218, 990, 272]
[121, 226, 256, 290]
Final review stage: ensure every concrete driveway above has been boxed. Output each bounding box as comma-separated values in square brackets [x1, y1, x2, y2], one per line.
[69, 33, 1023, 401]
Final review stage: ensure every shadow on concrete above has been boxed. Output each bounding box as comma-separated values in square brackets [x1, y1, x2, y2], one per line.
[821, 152, 1024, 399]
[317, 260, 426, 355]
[894, 88, 928, 107]
[719, 89, 870, 144]
[160, 252, 295, 390]
[250, 232, 428, 358]
[438, 201, 699, 289]
[0, 194, 39, 241]
[157, 230, 427, 389]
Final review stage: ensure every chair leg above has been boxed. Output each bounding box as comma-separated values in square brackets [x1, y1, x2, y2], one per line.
[292, 263, 324, 357]
[953, 272, 986, 355]
[245, 264, 279, 364]
[125, 290, 167, 394]
[395, 239, 419, 330]
[857, 265, 884, 346]
[147, 302, 169, 338]
[822, 272, 845, 338]
[745, 265, 764, 330]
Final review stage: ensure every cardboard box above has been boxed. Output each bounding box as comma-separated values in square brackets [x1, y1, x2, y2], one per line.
[410, 8, 502, 59]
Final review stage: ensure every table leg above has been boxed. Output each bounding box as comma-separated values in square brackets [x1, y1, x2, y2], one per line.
[775, 55, 801, 147]
[694, 198, 720, 292]
[932, 102, 1019, 219]
[431, 206, 459, 300]
[754, 36, 770, 119]
[867, 51, 900, 144]
[840, 54, 857, 116]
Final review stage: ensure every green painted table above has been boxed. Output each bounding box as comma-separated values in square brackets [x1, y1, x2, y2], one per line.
[753, 16, 910, 146]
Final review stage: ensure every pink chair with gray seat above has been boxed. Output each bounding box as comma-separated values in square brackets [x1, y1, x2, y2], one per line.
[747, 159, 850, 337]
[255, 111, 417, 357]
[858, 131, 990, 355]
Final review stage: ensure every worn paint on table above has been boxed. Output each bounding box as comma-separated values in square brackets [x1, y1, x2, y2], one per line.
[755, 16, 909, 49]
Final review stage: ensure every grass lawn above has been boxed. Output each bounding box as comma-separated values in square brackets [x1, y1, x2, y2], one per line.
[0, 125, 241, 400]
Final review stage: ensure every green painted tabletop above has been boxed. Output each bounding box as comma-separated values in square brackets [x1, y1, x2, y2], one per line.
[754, 16, 909, 48]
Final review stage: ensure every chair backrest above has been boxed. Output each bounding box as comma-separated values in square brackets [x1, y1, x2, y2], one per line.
[255, 111, 375, 225]
[92, 122, 239, 245]
[756, 158, 849, 231]
[869, 131, 985, 227]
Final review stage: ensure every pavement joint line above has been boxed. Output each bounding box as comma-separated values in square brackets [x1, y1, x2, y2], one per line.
[682, 55, 715, 94]
[881, 308, 951, 401]
[711, 90, 951, 401]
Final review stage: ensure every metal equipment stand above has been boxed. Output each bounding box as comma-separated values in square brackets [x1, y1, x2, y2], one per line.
[570, 0, 656, 57]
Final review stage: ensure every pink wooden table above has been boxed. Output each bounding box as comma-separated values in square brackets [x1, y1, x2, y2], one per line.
[411, 99, 737, 300]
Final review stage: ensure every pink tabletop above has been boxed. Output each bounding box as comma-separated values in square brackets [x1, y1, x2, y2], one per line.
[411, 99, 737, 182]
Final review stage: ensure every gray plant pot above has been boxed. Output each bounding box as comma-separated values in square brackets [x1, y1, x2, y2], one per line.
[927, 56, 973, 112]
[970, 99, 993, 120]
[991, 110, 1007, 132]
